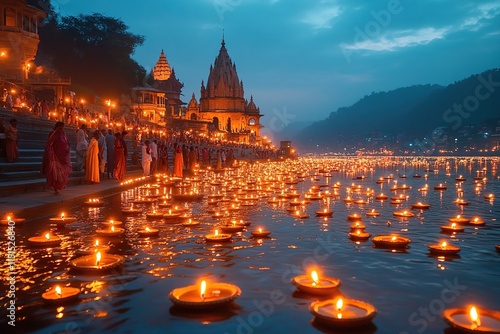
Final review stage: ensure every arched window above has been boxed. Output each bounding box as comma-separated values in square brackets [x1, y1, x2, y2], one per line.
[212, 117, 219, 129]
[248, 118, 256, 126]
[190, 113, 197, 120]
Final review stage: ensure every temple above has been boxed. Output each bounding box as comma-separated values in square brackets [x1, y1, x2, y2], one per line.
[131, 38, 264, 143]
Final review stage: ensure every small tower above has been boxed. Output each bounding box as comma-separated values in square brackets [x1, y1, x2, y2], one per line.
[153, 50, 171, 81]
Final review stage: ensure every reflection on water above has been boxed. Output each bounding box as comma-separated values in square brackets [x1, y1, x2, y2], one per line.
[1, 157, 499, 333]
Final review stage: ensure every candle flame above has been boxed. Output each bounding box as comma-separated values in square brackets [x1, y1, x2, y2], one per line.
[391, 236, 397, 241]
[311, 271, 319, 285]
[96, 252, 101, 266]
[45, 233, 50, 240]
[55, 286, 62, 296]
[111, 226, 115, 232]
[7, 216, 11, 222]
[95, 239, 99, 247]
[215, 229, 219, 236]
[259, 228, 262, 233]
[336, 298, 343, 311]
[441, 241, 447, 248]
[146, 227, 150, 232]
[451, 223, 456, 228]
[470, 306, 481, 327]
[200, 280, 207, 299]
[61, 213, 65, 219]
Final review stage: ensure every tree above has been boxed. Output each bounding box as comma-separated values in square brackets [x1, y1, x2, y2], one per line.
[37, 13, 146, 98]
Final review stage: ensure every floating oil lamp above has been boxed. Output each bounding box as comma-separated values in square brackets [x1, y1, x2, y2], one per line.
[158, 200, 172, 208]
[220, 221, 245, 233]
[347, 213, 362, 222]
[71, 251, 125, 272]
[348, 230, 372, 241]
[315, 208, 333, 217]
[163, 209, 182, 222]
[375, 193, 388, 200]
[343, 196, 354, 203]
[96, 225, 124, 237]
[470, 217, 485, 226]
[354, 199, 368, 205]
[434, 183, 448, 190]
[78, 239, 110, 255]
[455, 175, 467, 182]
[294, 210, 310, 219]
[138, 226, 160, 237]
[1, 215, 25, 225]
[28, 232, 61, 247]
[121, 204, 142, 215]
[291, 270, 341, 295]
[350, 221, 366, 231]
[418, 185, 429, 192]
[372, 235, 411, 249]
[365, 209, 380, 217]
[83, 198, 103, 207]
[101, 219, 123, 227]
[169, 279, 241, 309]
[411, 202, 430, 210]
[443, 305, 500, 333]
[310, 297, 377, 328]
[251, 227, 271, 238]
[376, 177, 385, 184]
[440, 222, 465, 233]
[205, 229, 232, 242]
[182, 218, 200, 227]
[413, 174, 421, 178]
[393, 210, 415, 218]
[131, 196, 155, 204]
[146, 209, 164, 219]
[484, 194, 495, 201]
[42, 285, 80, 304]
[455, 198, 470, 206]
[428, 241, 461, 255]
[49, 212, 77, 226]
[449, 215, 470, 224]
[267, 197, 279, 204]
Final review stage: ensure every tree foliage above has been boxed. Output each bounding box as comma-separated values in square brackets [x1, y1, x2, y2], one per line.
[37, 11, 146, 98]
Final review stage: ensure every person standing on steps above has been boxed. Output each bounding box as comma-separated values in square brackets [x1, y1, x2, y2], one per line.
[41, 122, 71, 194]
[75, 124, 88, 171]
[5, 118, 19, 162]
[113, 132, 126, 182]
[85, 130, 100, 184]
[141, 140, 152, 176]
[105, 129, 115, 178]
[98, 129, 107, 178]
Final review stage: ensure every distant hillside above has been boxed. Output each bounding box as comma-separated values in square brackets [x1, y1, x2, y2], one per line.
[295, 68, 500, 152]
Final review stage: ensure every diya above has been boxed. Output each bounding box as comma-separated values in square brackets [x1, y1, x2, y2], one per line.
[484, 194, 495, 201]
[293, 210, 310, 219]
[182, 218, 200, 227]
[172, 193, 204, 201]
[449, 215, 470, 224]
[146, 210, 164, 219]
[291, 270, 341, 295]
[169, 280, 241, 309]
[158, 199, 172, 208]
[121, 205, 143, 215]
[205, 229, 232, 242]
[372, 235, 411, 249]
[310, 297, 377, 328]
[443, 305, 500, 333]
[83, 198, 104, 207]
[455, 198, 470, 206]
[130, 197, 155, 204]
[347, 213, 362, 222]
[440, 222, 465, 233]
[434, 183, 448, 190]
[137, 227, 160, 237]
[77, 239, 110, 255]
[101, 219, 123, 227]
[315, 208, 333, 217]
[375, 193, 388, 200]
[28, 232, 61, 247]
[71, 251, 125, 272]
[220, 222, 245, 233]
[411, 202, 431, 210]
[163, 210, 182, 222]
[428, 241, 461, 255]
[42, 285, 80, 304]
[96, 225, 124, 237]
[470, 217, 485, 226]
[343, 196, 354, 203]
[365, 209, 380, 217]
[455, 175, 467, 182]
[267, 197, 279, 204]
[350, 221, 366, 231]
[251, 227, 271, 238]
[49, 212, 77, 226]
[1, 215, 25, 226]
[349, 230, 372, 241]
[393, 210, 415, 218]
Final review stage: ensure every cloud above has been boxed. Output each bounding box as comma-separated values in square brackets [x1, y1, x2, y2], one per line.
[460, 1, 500, 30]
[301, 4, 341, 29]
[344, 27, 450, 52]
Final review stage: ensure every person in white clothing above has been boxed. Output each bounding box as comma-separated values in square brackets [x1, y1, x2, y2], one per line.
[141, 140, 152, 176]
[150, 139, 158, 175]
[75, 124, 88, 171]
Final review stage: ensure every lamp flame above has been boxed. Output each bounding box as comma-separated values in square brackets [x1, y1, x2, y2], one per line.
[95, 239, 99, 247]
[61, 213, 65, 219]
[215, 229, 219, 236]
[55, 286, 62, 297]
[200, 280, 207, 300]
[259, 228, 262, 233]
[391, 236, 397, 241]
[336, 298, 343, 311]
[45, 233, 50, 240]
[470, 306, 481, 327]
[96, 252, 101, 266]
[441, 241, 447, 248]
[311, 270, 319, 286]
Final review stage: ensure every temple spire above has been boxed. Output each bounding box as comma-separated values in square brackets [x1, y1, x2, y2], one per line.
[222, 29, 225, 47]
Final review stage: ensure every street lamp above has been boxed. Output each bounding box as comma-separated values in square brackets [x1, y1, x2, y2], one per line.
[106, 99, 111, 123]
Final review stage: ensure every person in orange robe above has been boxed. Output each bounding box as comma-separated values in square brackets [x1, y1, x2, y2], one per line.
[113, 132, 126, 181]
[85, 130, 100, 184]
[173, 145, 183, 178]
[41, 122, 72, 194]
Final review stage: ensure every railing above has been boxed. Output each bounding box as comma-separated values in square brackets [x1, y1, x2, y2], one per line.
[0, 26, 38, 39]
[27, 77, 71, 85]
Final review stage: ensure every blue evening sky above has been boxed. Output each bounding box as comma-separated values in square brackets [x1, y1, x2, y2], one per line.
[56, 0, 500, 129]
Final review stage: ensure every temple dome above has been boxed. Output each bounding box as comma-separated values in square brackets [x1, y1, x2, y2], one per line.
[153, 50, 171, 81]
[246, 95, 259, 114]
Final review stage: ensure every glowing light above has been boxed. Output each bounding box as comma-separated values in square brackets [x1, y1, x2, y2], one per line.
[470, 306, 481, 328]
[311, 270, 319, 286]
[96, 252, 101, 266]
[200, 280, 207, 299]
[55, 286, 62, 297]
